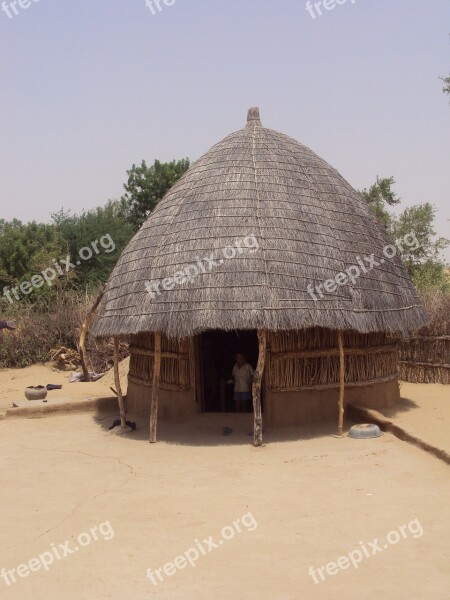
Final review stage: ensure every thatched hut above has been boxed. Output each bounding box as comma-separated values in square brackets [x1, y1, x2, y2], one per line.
[89, 107, 429, 444]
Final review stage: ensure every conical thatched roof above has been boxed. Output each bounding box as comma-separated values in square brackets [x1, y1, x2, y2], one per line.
[91, 108, 429, 339]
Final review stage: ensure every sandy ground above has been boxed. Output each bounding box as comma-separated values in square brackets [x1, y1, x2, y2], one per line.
[0, 367, 449, 599]
[1, 363, 448, 456]
[0, 359, 129, 414]
[379, 381, 450, 455]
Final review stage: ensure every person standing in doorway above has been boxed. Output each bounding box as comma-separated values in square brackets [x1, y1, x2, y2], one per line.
[231, 353, 255, 412]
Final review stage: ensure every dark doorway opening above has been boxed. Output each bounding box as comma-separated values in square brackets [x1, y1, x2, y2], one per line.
[200, 330, 259, 413]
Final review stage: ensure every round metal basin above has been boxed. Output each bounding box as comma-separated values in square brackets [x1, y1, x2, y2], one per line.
[348, 423, 382, 439]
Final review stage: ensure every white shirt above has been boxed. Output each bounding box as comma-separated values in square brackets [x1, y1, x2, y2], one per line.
[232, 362, 255, 393]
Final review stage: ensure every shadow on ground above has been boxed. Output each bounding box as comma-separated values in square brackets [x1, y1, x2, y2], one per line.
[92, 407, 357, 447]
[380, 396, 418, 418]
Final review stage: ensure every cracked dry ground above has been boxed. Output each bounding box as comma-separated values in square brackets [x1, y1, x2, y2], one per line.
[0, 412, 449, 600]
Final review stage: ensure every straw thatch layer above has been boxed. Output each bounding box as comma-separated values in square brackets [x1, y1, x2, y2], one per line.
[91, 108, 429, 339]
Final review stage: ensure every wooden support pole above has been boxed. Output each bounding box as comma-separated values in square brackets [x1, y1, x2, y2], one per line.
[113, 337, 127, 428]
[79, 288, 104, 382]
[150, 332, 162, 443]
[252, 330, 267, 447]
[337, 331, 345, 437]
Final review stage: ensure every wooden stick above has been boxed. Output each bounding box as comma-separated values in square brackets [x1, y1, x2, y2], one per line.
[269, 372, 397, 392]
[113, 337, 127, 428]
[398, 360, 450, 369]
[129, 346, 188, 360]
[50, 347, 67, 361]
[252, 330, 267, 447]
[337, 331, 345, 437]
[271, 345, 397, 360]
[150, 333, 162, 443]
[402, 335, 450, 341]
[79, 287, 105, 382]
[128, 375, 189, 391]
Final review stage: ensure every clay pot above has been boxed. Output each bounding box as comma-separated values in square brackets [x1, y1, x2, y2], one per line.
[25, 386, 48, 401]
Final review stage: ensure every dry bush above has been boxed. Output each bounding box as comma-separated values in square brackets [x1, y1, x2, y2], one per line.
[0, 290, 128, 371]
[82, 337, 129, 375]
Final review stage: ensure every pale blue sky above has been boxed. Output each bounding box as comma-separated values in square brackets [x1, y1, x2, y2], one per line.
[1, 0, 449, 258]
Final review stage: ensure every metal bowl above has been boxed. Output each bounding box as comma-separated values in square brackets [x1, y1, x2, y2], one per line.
[25, 386, 48, 401]
[348, 423, 382, 439]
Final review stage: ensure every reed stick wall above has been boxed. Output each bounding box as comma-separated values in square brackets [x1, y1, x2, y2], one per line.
[128, 328, 399, 395]
[397, 294, 450, 384]
[396, 293, 450, 384]
[398, 333, 450, 384]
[268, 329, 398, 391]
[128, 333, 193, 390]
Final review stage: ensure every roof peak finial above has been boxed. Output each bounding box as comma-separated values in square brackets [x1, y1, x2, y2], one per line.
[247, 107, 261, 127]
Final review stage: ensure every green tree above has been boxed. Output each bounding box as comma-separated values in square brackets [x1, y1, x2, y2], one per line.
[361, 177, 449, 293]
[0, 201, 134, 308]
[390, 204, 449, 292]
[120, 158, 190, 232]
[51, 200, 134, 290]
[0, 219, 63, 291]
[361, 176, 400, 229]
[441, 75, 450, 99]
